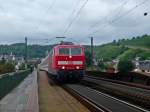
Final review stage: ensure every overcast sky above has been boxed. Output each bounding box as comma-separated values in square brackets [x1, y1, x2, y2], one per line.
[0, 0, 150, 45]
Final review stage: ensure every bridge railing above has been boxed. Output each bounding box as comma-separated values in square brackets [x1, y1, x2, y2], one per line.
[0, 70, 30, 100]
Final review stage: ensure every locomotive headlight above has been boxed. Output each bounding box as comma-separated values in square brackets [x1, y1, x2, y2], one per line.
[76, 66, 79, 69]
[62, 66, 65, 69]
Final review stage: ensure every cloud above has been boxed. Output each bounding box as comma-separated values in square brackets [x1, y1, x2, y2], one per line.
[0, 0, 150, 45]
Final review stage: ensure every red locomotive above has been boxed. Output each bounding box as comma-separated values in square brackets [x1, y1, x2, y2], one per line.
[44, 42, 85, 81]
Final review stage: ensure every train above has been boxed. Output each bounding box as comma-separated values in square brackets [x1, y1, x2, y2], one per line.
[39, 41, 85, 82]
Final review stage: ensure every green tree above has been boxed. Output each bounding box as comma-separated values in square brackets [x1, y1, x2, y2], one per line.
[117, 59, 134, 73]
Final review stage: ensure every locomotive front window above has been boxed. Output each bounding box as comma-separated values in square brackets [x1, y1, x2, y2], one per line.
[59, 48, 69, 55]
[71, 48, 82, 55]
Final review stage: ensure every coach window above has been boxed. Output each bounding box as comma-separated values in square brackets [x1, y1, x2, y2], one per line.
[59, 48, 69, 55]
[71, 48, 82, 55]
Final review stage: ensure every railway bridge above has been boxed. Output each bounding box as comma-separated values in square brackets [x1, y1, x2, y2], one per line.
[0, 67, 150, 112]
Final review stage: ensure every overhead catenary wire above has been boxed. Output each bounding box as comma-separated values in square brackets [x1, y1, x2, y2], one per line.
[67, 0, 81, 21]
[35, 0, 57, 32]
[26, 0, 57, 44]
[88, 0, 149, 37]
[110, 0, 149, 23]
[89, 0, 128, 29]
[61, 0, 81, 36]
[63, 0, 89, 36]
[28, 37, 61, 45]
[33, 0, 83, 45]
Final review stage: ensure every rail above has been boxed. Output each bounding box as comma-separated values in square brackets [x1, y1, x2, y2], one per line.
[62, 84, 110, 112]
[63, 84, 149, 112]
[85, 75, 150, 90]
[86, 71, 150, 86]
[82, 76, 150, 110]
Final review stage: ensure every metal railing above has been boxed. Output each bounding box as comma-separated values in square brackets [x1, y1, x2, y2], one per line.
[0, 70, 30, 100]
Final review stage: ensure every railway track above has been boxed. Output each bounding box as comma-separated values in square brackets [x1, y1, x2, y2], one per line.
[39, 69, 150, 111]
[86, 71, 150, 86]
[63, 84, 149, 112]
[81, 75, 150, 110]
[85, 75, 150, 90]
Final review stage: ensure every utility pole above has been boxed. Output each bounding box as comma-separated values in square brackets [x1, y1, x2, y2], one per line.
[25, 37, 28, 64]
[91, 37, 94, 65]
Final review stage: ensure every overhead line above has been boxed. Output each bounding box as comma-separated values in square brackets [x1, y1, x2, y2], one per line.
[36, 0, 57, 31]
[89, 0, 128, 29]
[62, 0, 81, 36]
[63, 0, 89, 36]
[88, 0, 149, 36]
[67, 0, 81, 21]
[26, 0, 57, 44]
[110, 0, 149, 23]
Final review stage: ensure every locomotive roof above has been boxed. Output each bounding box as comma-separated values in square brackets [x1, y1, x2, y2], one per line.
[54, 44, 83, 48]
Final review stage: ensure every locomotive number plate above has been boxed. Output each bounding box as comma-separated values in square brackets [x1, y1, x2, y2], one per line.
[68, 61, 73, 64]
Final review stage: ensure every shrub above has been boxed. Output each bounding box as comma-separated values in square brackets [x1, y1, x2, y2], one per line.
[19, 63, 26, 70]
[0, 63, 15, 75]
[117, 59, 134, 73]
[98, 61, 106, 70]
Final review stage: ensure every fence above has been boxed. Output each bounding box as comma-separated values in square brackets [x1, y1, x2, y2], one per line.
[0, 70, 30, 100]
